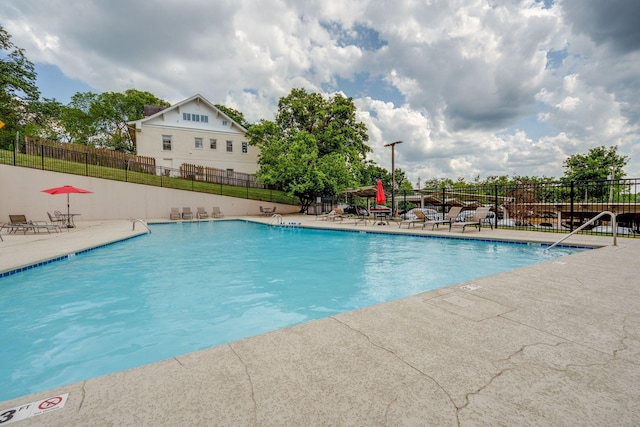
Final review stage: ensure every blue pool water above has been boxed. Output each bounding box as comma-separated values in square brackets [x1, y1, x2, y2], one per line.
[0, 221, 583, 401]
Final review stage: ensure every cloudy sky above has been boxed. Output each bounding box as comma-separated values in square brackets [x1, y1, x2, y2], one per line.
[3, 0, 640, 184]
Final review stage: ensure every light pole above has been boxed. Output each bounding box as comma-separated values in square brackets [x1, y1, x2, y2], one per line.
[384, 140, 403, 217]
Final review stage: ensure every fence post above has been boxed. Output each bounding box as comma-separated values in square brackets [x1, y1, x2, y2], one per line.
[494, 184, 499, 229]
[570, 181, 575, 232]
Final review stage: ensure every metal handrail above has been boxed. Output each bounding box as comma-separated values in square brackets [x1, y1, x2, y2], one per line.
[132, 219, 151, 234]
[268, 214, 283, 225]
[546, 210, 616, 250]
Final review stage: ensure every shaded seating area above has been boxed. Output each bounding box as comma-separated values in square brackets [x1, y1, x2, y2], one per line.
[423, 206, 462, 231]
[196, 207, 209, 219]
[449, 207, 492, 232]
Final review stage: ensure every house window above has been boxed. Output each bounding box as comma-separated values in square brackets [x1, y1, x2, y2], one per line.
[227, 169, 234, 177]
[226, 140, 233, 152]
[201, 115, 208, 123]
[193, 114, 200, 122]
[195, 137, 203, 149]
[210, 139, 217, 149]
[222, 120, 228, 126]
[242, 142, 248, 154]
[162, 135, 172, 151]
[182, 113, 190, 121]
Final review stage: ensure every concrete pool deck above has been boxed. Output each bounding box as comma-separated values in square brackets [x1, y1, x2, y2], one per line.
[1, 217, 639, 426]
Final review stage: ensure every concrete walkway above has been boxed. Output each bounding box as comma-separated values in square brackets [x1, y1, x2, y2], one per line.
[1, 217, 639, 426]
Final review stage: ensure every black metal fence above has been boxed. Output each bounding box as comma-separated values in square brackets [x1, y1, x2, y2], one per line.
[0, 141, 298, 205]
[393, 180, 640, 237]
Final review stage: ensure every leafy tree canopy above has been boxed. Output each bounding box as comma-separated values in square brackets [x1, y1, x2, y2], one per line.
[0, 25, 40, 145]
[247, 88, 372, 212]
[215, 104, 250, 129]
[91, 89, 171, 152]
[562, 145, 628, 182]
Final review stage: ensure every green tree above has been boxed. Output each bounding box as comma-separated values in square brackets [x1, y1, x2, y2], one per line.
[563, 145, 629, 201]
[24, 98, 66, 140]
[0, 25, 40, 147]
[247, 88, 371, 212]
[61, 92, 100, 144]
[563, 145, 628, 181]
[215, 104, 250, 129]
[90, 89, 170, 152]
[358, 162, 390, 188]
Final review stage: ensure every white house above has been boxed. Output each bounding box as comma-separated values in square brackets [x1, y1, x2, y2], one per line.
[128, 94, 258, 176]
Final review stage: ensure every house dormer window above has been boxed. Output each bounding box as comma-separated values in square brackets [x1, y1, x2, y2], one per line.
[222, 120, 228, 126]
[182, 113, 208, 122]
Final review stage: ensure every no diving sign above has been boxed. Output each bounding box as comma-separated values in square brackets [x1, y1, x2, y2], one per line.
[0, 393, 69, 425]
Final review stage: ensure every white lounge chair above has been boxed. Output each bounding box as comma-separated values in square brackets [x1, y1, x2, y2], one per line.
[212, 207, 224, 218]
[449, 207, 492, 232]
[423, 206, 462, 231]
[196, 207, 209, 219]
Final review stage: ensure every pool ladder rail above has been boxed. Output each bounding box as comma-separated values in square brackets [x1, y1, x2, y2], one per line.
[132, 219, 152, 234]
[267, 214, 302, 228]
[546, 210, 616, 250]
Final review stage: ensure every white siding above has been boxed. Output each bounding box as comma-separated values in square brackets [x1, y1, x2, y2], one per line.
[132, 96, 259, 174]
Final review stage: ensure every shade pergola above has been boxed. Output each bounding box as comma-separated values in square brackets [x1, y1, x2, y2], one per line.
[343, 185, 378, 198]
[343, 185, 380, 210]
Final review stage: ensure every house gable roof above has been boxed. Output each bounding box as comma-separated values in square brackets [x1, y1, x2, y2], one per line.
[128, 94, 247, 133]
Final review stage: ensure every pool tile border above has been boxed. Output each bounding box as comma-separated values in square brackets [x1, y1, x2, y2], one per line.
[0, 221, 592, 279]
[0, 234, 145, 278]
[282, 222, 595, 250]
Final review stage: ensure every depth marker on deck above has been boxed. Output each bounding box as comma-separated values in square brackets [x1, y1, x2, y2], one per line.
[0, 393, 69, 425]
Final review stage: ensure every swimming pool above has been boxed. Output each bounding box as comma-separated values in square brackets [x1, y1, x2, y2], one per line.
[0, 221, 584, 401]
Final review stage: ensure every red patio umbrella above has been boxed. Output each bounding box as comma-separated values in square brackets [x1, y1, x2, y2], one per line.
[42, 185, 92, 225]
[376, 180, 386, 205]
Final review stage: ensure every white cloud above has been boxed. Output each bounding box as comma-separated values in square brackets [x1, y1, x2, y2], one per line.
[2, 0, 640, 183]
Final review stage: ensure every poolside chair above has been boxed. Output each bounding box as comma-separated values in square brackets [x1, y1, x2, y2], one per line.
[329, 208, 345, 222]
[170, 208, 181, 220]
[8, 214, 60, 234]
[260, 206, 275, 216]
[48, 211, 68, 227]
[196, 207, 209, 220]
[449, 207, 492, 233]
[318, 209, 335, 221]
[212, 207, 224, 218]
[423, 206, 462, 231]
[398, 209, 427, 228]
[182, 207, 193, 220]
